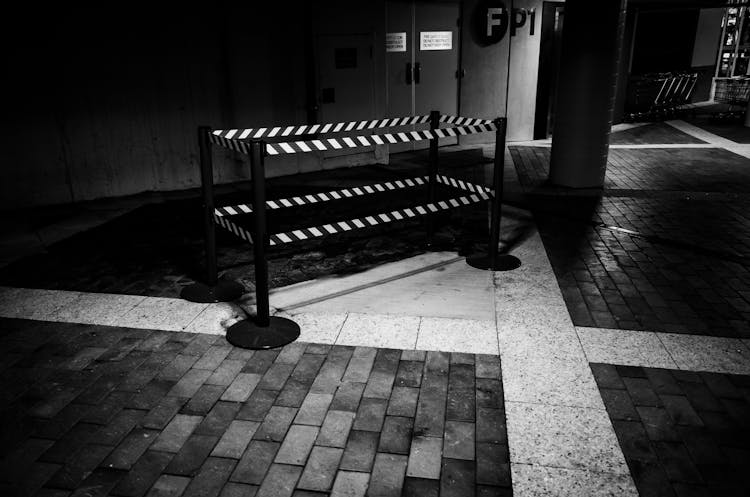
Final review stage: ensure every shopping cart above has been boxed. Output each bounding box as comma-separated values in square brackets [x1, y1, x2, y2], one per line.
[625, 72, 698, 122]
[712, 77, 750, 119]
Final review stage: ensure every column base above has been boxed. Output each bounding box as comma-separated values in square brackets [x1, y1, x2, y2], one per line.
[225, 316, 301, 350]
[466, 253, 522, 271]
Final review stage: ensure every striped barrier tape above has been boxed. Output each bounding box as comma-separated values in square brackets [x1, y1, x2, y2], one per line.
[213, 213, 254, 244]
[215, 176, 429, 217]
[439, 115, 494, 126]
[264, 122, 497, 156]
[267, 192, 491, 246]
[436, 174, 493, 195]
[212, 115, 431, 140]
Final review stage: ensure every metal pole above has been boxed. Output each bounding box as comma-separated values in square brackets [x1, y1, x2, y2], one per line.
[488, 117, 506, 268]
[199, 126, 218, 287]
[250, 140, 270, 327]
[427, 110, 440, 244]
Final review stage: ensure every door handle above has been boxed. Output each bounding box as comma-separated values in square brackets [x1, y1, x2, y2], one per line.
[406, 62, 412, 85]
[414, 62, 421, 84]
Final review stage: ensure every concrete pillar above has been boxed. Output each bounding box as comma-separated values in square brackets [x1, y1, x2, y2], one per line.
[549, 0, 627, 188]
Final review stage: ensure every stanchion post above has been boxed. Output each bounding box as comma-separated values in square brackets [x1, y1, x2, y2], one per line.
[180, 127, 244, 303]
[200, 126, 219, 287]
[465, 116, 521, 272]
[427, 110, 440, 244]
[250, 140, 271, 327]
[225, 139, 300, 350]
[488, 117, 506, 268]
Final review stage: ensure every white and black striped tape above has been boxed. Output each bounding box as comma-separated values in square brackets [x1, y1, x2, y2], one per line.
[439, 115, 494, 126]
[435, 175, 493, 195]
[264, 123, 497, 156]
[213, 213, 254, 243]
[267, 192, 491, 246]
[215, 176, 430, 217]
[212, 115, 431, 140]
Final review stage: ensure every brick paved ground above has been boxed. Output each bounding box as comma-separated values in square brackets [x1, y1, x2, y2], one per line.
[509, 140, 750, 337]
[591, 363, 750, 497]
[686, 117, 750, 144]
[609, 123, 706, 145]
[0, 318, 511, 496]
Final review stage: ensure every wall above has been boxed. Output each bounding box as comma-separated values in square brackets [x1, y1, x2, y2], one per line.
[691, 8, 723, 102]
[459, 0, 545, 143]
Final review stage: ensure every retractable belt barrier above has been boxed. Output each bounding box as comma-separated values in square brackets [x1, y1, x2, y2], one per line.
[181, 110, 519, 351]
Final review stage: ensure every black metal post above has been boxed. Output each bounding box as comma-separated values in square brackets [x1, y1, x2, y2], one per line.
[250, 141, 270, 327]
[466, 117, 521, 271]
[181, 127, 244, 303]
[226, 140, 300, 350]
[427, 110, 440, 245]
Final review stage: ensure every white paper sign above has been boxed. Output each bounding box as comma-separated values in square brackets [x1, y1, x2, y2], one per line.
[386, 32, 406, 52]
[420, 31, 453, 51]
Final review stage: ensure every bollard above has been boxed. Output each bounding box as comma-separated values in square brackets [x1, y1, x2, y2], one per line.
[181, 126, 244, 303]
[226, 140, 300, 349]
[427, 110, 440, 245]
[466, 117, 521, 271]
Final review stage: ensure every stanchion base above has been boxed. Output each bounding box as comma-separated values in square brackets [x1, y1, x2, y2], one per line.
[180, 281, 245, 303]
[226, 316, 301, 350]
[466, 253, 522, 271]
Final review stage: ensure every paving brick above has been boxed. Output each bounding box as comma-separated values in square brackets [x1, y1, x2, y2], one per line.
[637, 406, 681, 442]
[69, 467, 124, 497]
[475, 355, 500, 380]
[193, 346, 232, 371]
[395, 361, 424, 388]
[342, 347, 377, 383]
[206, 359, 245, 386]
[297, 446, 343, 492]
[103, 428, 159, 470]
[475, 378, 503, 410]
[476, 408, 506, 445]
[231, 440, 280, 485]
[440, 459, 475, 497]
[164, 434, 219, 476]
[41, 422, 100, 464]
[654, 441, 703, 484]
[363, 369, 397, 400]
[401, 350, 427, 362]
[425, 352, 449, 376]
[258, 363, 295, 391]
[352, 398, 387, 432]
[81, 390, 134, 425]
[167, 369, 211, 398]
[275, 342, 308, 365]
[255, 463, 301, 497]
[274, 379, 311, 408]
[680, 382, 720, 412]
[127, 378, 174, 411]
[254, 406, 298, 442]
[644, 368, 682, 395]
[443, 421, 475, 460]
[212, 420, 260, 459]
[195, 401, 241, 436]
[309, 347, 353, 394]
[612, 420, 657, 462]
[476, 443, 510, 486]
[182, 384, 226, 416]
[47, 443, 112, 490]
[446, 387, 475, 422]
[75, 373, 122, 405]
[32, 403, 91, 440]
[294, 393, 333, 426]
[110, 450, 173, 497]
[402, 477, 439, 497]
[316, 410, 355, 448]
[221, 373, 262, 402]
[387, 386, 419, 418]
[414, 376, 448, 438]
[237, 389, 278, 421]
[144, 474, 191, 497]
[661, 395, 704, 426]
[242, 350, 279, 374]
[158, 354, 199, 381]
[601, 388, 640, 422]
[141, 396, 188, 430]
[330, 381, 366, 412]
[182, 457, 236, 497]
[330, 470, 369, 497]
[150, 414, 203, 453]
[220, 482, 259, 497]
[677, 426, 726, 465]
[226, 348, 255, 362]
[291, 354, 326, 384]
[275, 425, 319, 465]
[624, 377, 662, 407]
[379, 415, 413, 455]
[340, 430, 379, 472]
[368, 453, 408, 497]
[406, 436, 442, 480]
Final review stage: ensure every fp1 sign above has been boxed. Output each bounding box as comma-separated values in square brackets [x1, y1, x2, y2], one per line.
[477, 1, 535, 45]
